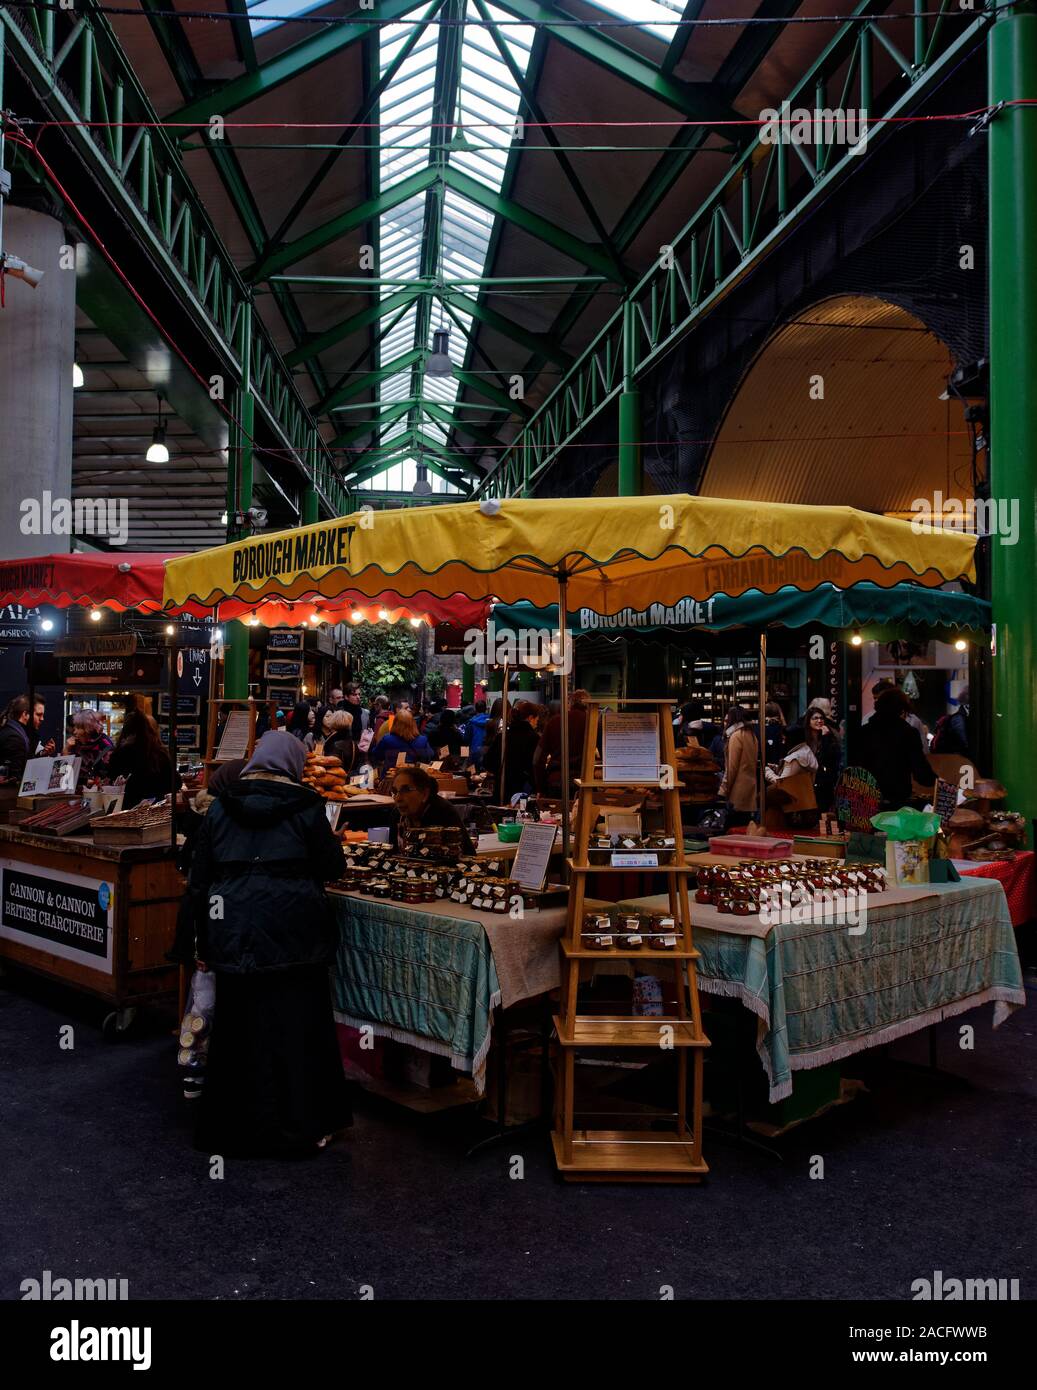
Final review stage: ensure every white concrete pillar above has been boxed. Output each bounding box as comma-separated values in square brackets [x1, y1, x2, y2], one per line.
[0, 206, 75, 558]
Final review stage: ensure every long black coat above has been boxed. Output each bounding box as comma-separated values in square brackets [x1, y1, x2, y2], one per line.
[188, 777, 345, 973]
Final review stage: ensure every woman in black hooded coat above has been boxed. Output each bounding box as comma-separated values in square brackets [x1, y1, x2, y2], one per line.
[189, 731, 349, 1158]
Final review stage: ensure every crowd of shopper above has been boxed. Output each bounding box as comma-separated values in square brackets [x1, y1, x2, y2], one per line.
[680, 679, 948, 827]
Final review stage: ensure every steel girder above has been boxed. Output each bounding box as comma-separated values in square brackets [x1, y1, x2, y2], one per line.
[489, 0, 742, 125]
[166, 0, 427, 126]
[474, 2, 991, 498]
[1, 1, 347, 514]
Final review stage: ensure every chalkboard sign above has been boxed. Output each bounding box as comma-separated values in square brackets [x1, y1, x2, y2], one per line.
[934, 778, 958, 827]
[834, 767, 881, 831]
[267, 629, 304, 651]
[264, 658, 303, 680]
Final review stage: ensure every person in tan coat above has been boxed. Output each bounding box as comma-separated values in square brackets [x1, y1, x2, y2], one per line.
[718, 705, 758, 828]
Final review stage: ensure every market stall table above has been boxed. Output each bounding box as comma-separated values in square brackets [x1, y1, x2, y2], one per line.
[625, 875, 1026, 1102]
[956, 851, 1036, 927]
[327, 888, 569, 1090]
[0, 824, 182, 1034]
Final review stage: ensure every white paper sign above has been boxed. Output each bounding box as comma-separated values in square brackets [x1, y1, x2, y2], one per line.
[325, 802, 342, 831]
[509, 822, 558, 892]
[602, 712, 660, 783]
[19, 756, 82, 797]
[611, 852, 659, 868]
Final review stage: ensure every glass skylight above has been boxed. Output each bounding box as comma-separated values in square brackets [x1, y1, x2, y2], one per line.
[247, 0, 329, 38]
[360, 1, 533, 492]
[581, 0, 684, 43]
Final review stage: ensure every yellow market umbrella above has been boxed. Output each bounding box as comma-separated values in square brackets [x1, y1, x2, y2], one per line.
[163, 496, 976, 854]
[162, 495, 975, 613]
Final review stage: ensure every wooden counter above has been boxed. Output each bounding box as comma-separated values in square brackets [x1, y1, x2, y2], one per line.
[0, 824, 184, 1031]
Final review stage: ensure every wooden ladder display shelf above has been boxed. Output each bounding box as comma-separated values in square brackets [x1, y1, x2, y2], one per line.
[552, 698, 709, 1183]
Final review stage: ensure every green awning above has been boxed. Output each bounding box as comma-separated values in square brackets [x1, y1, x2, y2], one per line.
[492, 583, 989, 640]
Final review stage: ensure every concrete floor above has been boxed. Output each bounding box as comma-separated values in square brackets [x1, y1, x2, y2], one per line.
[1, 968, 1034, 1302]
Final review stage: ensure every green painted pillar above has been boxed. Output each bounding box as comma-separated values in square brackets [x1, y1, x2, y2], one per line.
[223, 304, 254, 699]
[618, 301, 642, 496]
[461, 661, 475, 704]
[302, 426, 321, 524]
[301, 488, 319, 526]
[989, 2, 1037, 822]
[517, 670, 536, 691]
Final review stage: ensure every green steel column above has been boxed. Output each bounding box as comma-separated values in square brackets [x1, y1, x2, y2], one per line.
[302, 427, 321, 524]
[223, 303, 255, 699]
[461, 662, 476, 704]
[989, 2, 1037, 822]
[516, 670, 536, 691]
[618, 300, 642, 495]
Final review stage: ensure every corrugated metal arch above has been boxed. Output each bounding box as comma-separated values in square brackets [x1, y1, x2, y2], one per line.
[701, 294, 975, 514]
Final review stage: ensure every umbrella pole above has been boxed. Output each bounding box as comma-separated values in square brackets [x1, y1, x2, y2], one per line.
[558, 571, 570, 864]
[498, 657, 509, 807]
[757, 630, 767, 829]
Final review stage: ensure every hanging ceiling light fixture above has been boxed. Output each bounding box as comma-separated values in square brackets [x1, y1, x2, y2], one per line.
[72, 361, 84, 389]
[426, 326, 452, 378]
[413, 459, 433, 496]
[146, 393, 170, 464]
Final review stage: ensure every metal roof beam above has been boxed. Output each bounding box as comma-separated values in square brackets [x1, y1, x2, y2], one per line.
[319, 348, 426, 413]
[167, 0, 428, 126]
[490, 0, 742, 124]
[246, 166, 439, 282]
[285, 289, 422, 368]
[440, 289, 573, 366]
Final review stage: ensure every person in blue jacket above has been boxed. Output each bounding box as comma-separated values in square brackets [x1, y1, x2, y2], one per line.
[464, 703, 490, 765]
[371, 710, 432, 766]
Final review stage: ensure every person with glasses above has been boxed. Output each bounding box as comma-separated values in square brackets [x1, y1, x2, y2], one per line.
[389, 765, 473, 853]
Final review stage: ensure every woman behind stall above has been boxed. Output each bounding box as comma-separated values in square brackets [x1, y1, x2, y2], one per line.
[717, 704, 758, 829]
[106, 708, 173, 809]
[389, 765, 474, 854]
[785, 706, 841, 811]
[372, 710, 432, 766]
[190, 731, 349, 1158]
[320, 711, 355, 773]
[287, 702, 314, 742]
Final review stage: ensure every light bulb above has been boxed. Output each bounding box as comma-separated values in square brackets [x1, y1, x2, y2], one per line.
[146, 425, 170, 464]
[248, 615, 260, 627]
[164, 624, 175, 636]
[378, 609, 390, 621]
[954, 638, 967, 651]
[410, 617, 421, 628]
[40, 618, 54, 633]
[72, 362, 84, 389]
[89, 609, 102, 622]
[850, 630, 863, 647]
[351, 610, 363, 623]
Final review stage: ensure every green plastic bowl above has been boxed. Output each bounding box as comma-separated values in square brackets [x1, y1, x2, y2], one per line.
[496, 822, 523, 843]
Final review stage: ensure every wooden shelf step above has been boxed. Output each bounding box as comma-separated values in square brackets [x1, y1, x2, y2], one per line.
[551, 1130, 709, 1182]
[563, 942, 700, 960]
[553, 1015, 709, 1048]
[575, 779, 684, 790]
[567, 860, 690, 875]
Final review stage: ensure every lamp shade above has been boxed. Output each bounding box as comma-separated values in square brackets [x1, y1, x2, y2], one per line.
[426, 327, 453, 377]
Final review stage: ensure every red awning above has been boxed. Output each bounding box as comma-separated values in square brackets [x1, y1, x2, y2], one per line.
[0, 552, 488, 629]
